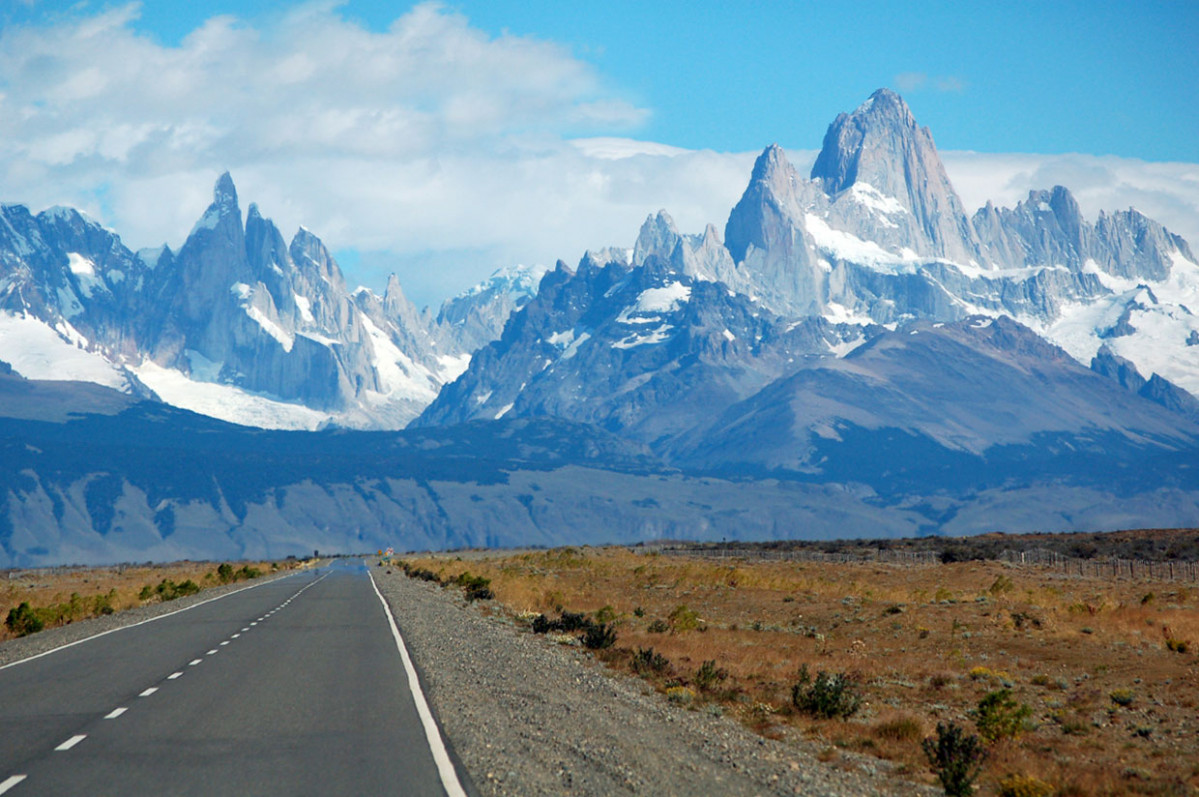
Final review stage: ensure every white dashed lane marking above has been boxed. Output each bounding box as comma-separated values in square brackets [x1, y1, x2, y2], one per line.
[139, 688, 157, 698]
[189, 659, 202, 666]
[0, 775, 27, 793]
[168, 672, 183, 680]
[104, 708, 127, 719]
[206, 650, 218, 656]
[55, 736, 86, 752]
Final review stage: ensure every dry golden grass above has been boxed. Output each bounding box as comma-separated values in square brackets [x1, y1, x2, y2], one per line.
[1, 559, 296, 641]
[407, 546, 1199, 796]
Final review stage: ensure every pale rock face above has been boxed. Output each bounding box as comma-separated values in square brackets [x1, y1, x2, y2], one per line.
[811, 88, 982, 264]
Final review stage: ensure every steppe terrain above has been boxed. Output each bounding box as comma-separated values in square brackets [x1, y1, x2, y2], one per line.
[404, 531, 1199, 796]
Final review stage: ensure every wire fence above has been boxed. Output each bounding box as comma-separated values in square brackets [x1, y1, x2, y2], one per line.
[997, 548, 1199, 583]
[650, 544, 1199, 583]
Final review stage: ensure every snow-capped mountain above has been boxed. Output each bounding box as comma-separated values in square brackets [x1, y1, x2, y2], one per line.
[0, 174, 502, 429]
[719, 89, 1196, 392]
[416, 253, 875, 442]
[418, 88, 1199, 484]
[435, 263, 549, 353]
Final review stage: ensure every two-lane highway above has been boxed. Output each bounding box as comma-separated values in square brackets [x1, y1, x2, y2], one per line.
[0, 560, 467, 795]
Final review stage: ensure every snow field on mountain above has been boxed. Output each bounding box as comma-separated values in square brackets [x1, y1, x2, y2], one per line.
[0, 312, 127, 389]
[132, 360, 331, 430]
[1044, 252, 1199, 394]
[359, 315, 439, 404]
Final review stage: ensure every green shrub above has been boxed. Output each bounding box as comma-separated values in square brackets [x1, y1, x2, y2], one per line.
[4, 601, 44, 636]
[646, 618, 670, 633]
[791, 665, 862, 719]
[216, 563, 234, 584]
[668, 604, 701, 632]
[1165, 638, 1189, 654]
[582, 622, 617, 650]
[531, 613, 556, 634]
[665, 685, 695, 705]
[559, 610, 590, 632]
[594, 605, 617, 623]
[450, 572, 493, 602]
[694, 659, 728, 692]
[632, 647, 670, 675]
[1109, 688, 1135, 707]
[923, 722, 987, 797]
[973, 689, 1033, 742]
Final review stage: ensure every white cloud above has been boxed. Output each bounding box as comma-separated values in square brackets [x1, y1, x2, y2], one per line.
[894, 72, 926, 92]
[0, 4, 1195, 310]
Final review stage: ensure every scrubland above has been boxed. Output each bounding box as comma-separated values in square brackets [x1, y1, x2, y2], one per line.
[403, 545, 1199, 796]
[1, 559, 290, 641]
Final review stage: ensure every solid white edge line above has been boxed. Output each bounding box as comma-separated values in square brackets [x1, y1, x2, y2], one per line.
[0, 775, 25, 793]
[104, 707, 127, 719]
[55, 735, 86, 751]
[0, 572, 303, 672]
[367, 568, 467, 797]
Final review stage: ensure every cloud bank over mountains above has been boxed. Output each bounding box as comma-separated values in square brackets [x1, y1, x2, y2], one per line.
[1, 3, 1195, 305]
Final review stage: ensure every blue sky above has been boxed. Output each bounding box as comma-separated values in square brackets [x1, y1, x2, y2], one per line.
[12, 0, 1197, 160]
[2, 1, 1198, 305]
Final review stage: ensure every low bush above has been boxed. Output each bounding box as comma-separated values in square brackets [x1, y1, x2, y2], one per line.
[923, 722, 987, 797]
[973, 689, 1033, 742]
[4, 601, 43, 636]
[582, 622, 617, 650]
[694, 659, 728, 692]
[1110, 688, 1135, 707]
[997, 773, 1054, 797]
[449, 572, 494, 602]
[665, 685, 695, 705]
[632, 647, 670, 675]
[559, 611, 590, 632]
[791, 665, 862, 719]
[668, 604, 702, 632]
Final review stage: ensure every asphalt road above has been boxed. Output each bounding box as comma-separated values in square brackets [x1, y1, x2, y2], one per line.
[0, 560, 467, 796]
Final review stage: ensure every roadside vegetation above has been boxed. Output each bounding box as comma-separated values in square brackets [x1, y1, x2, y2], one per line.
[400, 542, 1199, 796]
[2, 559, 292, 641]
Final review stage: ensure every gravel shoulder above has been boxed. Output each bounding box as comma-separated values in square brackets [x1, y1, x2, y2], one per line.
[0, 569, 299, 669]
[373, 566, 936, 797]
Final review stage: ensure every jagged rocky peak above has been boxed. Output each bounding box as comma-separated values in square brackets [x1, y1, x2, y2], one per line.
[189, 171, 243, 241]
[810, 88, 980, 262]
[724, 144, 808, 265]
[748, 142, 796, 185]
[810, 88, 921, 196]
[632, 210, 681, 265]
[290, 225, 346, 291]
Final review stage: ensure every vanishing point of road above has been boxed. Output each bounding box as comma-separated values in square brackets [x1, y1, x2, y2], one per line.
[0, 560, 469, 795]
